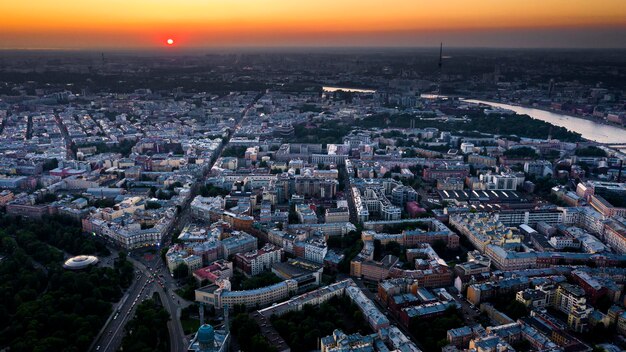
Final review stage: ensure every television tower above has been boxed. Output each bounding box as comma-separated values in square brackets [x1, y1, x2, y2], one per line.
[437, 43, 443, 94]
[438, 42, 443, 70]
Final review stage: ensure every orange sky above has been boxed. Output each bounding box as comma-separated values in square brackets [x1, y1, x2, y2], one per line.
[1, 0, 625, 49]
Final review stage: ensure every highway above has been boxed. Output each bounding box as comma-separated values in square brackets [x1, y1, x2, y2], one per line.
[90, 268, 154, 352]
[90, 253, 189, 352]
[132, 255, 189, 352]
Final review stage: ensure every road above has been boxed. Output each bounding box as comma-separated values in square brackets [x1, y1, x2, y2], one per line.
[90, 268, 153, 352]
[448, 287, 481, 325]
[89, 91, 264, 352]
[342, 167, 359, 225]
[90, 252, 190, 352]
[53, 114, 76, 160]
[154, 91, 265, 351]
[132, 255, 189, 352]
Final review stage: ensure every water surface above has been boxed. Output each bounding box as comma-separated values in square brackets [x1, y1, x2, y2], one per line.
[464, 99, 626, 144]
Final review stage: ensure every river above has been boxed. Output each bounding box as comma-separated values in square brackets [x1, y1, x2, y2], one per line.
[322, 86, 376, 93]
[464, 99, 626, 144]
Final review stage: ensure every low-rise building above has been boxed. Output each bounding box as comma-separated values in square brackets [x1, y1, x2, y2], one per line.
[234, 243, 283, 276]
[325, 207, 350, 223]
[515, 289, 548, 309]
[193, 260, 233, 284]
[195, 279, 298, 309]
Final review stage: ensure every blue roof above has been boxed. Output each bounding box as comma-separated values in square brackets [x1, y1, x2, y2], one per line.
[197, 324, 214, 344]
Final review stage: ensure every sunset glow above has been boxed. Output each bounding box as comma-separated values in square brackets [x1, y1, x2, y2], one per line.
[1, 0, 625, 49]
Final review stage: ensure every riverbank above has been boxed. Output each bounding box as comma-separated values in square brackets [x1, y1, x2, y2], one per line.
[424, 93, 626, 133]
[322, 86, 376, 93]
[460, 98, 626, 144]
[467, 98, 626, 132]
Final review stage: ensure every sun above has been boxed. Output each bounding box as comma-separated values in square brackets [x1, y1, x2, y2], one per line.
[166, 38, 174, 45]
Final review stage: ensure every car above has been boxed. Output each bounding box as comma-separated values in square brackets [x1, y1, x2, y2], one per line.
[96, 346, 101, 351]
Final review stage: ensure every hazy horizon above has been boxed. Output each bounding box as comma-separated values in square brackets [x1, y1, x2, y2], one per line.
[2, 42, 626, 54]
[2, 0, 625, 50]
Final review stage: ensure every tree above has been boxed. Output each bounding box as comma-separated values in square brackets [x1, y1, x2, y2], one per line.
[43, 158, 59, 171]
[222, 146, 247, 158]
[160, 246, 169, 261]
[121, 299, 170, 352]
[0, 215, 131, 351]
[595, 295, 613, 313]
[231, 313, 275, 352]
[93, 198, 116, 208]
[432, 239, 447, 254]
[173, 263, 189, 279]
[409, 306, 463, 351]
[156, 189, 173, 200]
[503, 147, 538, 158]
[168, 181, 183, 190]
[384, 241, 403, 257]
[503, 300, 528, 320]
[36, 193, 57, 204]
[317, 205, 326, 217]
[250, 334, 277, 352]
[146, 201, 162, 210]
[199, 184, 230, 197]
[232, 272, 282, 291]
[575, 146, 607, 157]
[269, 296, 369, 352]
[373, 239, 383, 259]
[288, 206, 299, 224]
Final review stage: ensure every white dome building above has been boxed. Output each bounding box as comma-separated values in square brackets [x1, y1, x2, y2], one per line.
[63, 255, 99, 270]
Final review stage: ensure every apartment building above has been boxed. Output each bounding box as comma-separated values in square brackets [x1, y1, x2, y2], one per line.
[234, 243, 283, 276]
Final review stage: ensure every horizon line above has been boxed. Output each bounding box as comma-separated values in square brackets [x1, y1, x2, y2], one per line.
[2, 45, 626, 53]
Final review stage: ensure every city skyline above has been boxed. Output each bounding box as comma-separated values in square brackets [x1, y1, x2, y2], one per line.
[2, 2, 626, 351]
[1, 0, 626, 49]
